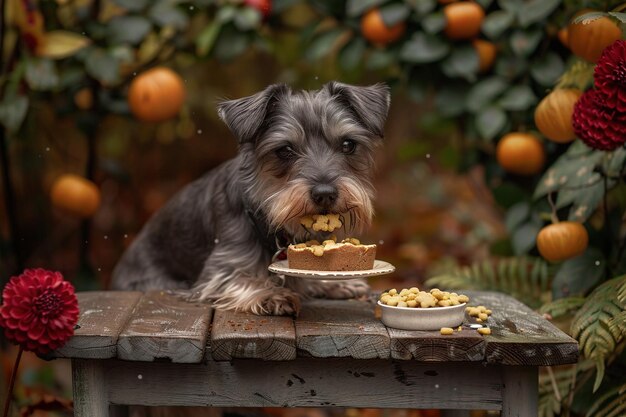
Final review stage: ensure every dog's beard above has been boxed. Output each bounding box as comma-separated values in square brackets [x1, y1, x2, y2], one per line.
[258, 177, 374, 242]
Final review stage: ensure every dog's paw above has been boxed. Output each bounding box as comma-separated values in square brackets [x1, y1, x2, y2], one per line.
[302, 279, 370, 300]
[260, 288, 301, 316]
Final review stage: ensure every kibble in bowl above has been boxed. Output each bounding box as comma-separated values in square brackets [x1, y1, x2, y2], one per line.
[377, 287, 468, 331]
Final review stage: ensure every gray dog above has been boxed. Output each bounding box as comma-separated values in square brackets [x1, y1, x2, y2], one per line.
[111, 81, 390, 315]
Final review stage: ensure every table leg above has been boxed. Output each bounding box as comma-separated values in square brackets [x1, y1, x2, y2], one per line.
[501, 366, 538, 417]
[72, 359, 109, 417]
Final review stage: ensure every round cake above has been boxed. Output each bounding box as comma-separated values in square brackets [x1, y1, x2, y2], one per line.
[287, 238, 377, 271]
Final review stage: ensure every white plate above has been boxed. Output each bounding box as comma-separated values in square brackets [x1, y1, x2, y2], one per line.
[268, 260, 395, 280]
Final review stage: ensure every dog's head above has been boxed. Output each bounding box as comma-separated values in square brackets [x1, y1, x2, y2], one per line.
[217, 81, 390, 241]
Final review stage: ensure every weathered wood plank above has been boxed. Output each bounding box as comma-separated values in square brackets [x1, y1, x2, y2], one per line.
[73, 359, 109, 417]
[210, 309, 296, 361]
[295, 298, 390, 359]
[387, 324, 486, 361]
[501, 366, 538, 417]
[117, 291, 212, 363]
[105, 358, 504, 410]
[51, 291, 142, 359]
[465, 291, 579, 365]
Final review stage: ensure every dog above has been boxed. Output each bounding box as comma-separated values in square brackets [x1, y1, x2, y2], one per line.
[111, 81, 390, 315]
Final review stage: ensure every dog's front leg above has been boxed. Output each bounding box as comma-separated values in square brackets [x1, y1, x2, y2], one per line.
[194, 245, 301, 316]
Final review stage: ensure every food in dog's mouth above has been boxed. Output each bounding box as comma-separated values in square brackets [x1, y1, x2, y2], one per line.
[287, 236, 376, 271]
[300, 214, 343, 232]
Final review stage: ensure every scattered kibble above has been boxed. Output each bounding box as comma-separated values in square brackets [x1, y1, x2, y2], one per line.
[440, 327, 454, 335]
[379, 287, 470, 308]
[477, 327, 491, 335]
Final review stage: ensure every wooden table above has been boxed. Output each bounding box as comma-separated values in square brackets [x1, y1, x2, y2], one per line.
[48, 290, 578, 417]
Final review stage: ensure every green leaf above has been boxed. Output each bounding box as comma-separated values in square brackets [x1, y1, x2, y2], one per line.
[512, 222, 541, 255]
[216, 5, 237, 23]
[497, 0, 523, 13]
[405, 0, 436, 16]
[400, 32, 450, 63]
[518, 0, 560, 27]
[422, 12, 445, 34]
[339, 37, 366, 71]
[568, 179, 614, 222]
[346, 0, 385, 17]
[213, 27, 249, 61]
[510, 28, 543, 56]
[481, 10, 515, 40]
[505, 201, 530, 232]
[495, 55, 529, 78]
[234, 7, 262, 31]
[605, 146, 626, 177]
[305, 28, 345, 61]
[498, 85, 537, 111]
[25, 58, 59, 91]
[380, 3, 410, 26]
[530, 52, 565, 86]
[475, 105, 506, 140]
[37, 31, 91, 59]
[196, 21, 222, 56]
[366, 49, 395, 70]
[465, 76, 508, 113]
[112, 0, 149, 11]
[552, 247, 605, 298]
[435, 83, 469, 117]
[85, 48, 120, 85]
[149, 2, 189, 29]
[608, 11, 626, 24]
[539, 296, 586, 318]
[107, 15, 152, 45]
[0, 95, 28, 133]
[440, 44, 479, 81]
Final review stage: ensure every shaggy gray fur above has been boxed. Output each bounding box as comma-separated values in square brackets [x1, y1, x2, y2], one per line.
[111, 82, 390, 315]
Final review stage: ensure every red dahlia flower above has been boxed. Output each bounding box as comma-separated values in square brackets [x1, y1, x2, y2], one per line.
[572, 89, 626, 151]
[0, 269, 79, 354]
[594, 40, 626, 113]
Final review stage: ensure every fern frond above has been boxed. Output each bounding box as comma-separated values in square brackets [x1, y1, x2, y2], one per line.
[539, 297, 586, 319]
[538, 361, 595, 417]
[586, 382, 626, 417]
[426, 257, 552, 308]
[571, 275, 626, 391]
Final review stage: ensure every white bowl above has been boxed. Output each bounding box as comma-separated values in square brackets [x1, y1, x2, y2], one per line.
[377, 301, 466, 331]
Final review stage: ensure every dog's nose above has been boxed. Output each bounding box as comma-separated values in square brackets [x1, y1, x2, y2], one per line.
[311, 184, 338, 208]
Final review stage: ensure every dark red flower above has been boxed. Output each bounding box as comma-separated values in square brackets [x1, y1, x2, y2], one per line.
[0, 269, 79, 354]
[572, 89, 626, 151]
[594, 40, 626, 113]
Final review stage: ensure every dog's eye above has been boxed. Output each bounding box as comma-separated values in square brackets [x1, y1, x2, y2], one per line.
[275, 145, 296, 160]
[341, 139, 357, 155]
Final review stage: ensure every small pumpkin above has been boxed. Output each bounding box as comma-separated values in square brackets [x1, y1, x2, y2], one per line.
[50, 174, 101, 218]
[128, 67, 186, 123]
[360, 8, 406, 45]
[443, 2, 485, 40]
[568, 12, 622, 63]
[496, 132, 545, 176]
[534, 89, 582, 143]
[537, 222, 589, 262]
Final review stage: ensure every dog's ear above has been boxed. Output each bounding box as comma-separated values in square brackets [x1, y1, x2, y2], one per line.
[323, 82, 390, 137]
[217, 84, 290, 144]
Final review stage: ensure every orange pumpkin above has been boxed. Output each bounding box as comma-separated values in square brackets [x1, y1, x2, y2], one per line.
[472, 39, 497, 72]
[50, 174, 101, 218]
[360, 8, 406, 45]
[443, 2, 485, 40]
[537, 222, 589, 262]
[496, 132, 545, 176]
[534, 89, 582, 143]
[128, 67, 186, 122]
[568, 12, 622, 63]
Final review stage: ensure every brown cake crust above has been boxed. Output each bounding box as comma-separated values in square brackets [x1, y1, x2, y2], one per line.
[287, 243, 376, 271]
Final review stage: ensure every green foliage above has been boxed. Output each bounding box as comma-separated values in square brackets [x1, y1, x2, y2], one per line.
[571, 275, 626, 391]
[538, 360, 595, 417]
[539, 296, 586, 318]
[585, 383, 626, 417]
[426, 256, 552, 308]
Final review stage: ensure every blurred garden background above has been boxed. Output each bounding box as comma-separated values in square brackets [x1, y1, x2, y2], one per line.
[1, 0, 626, 416]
